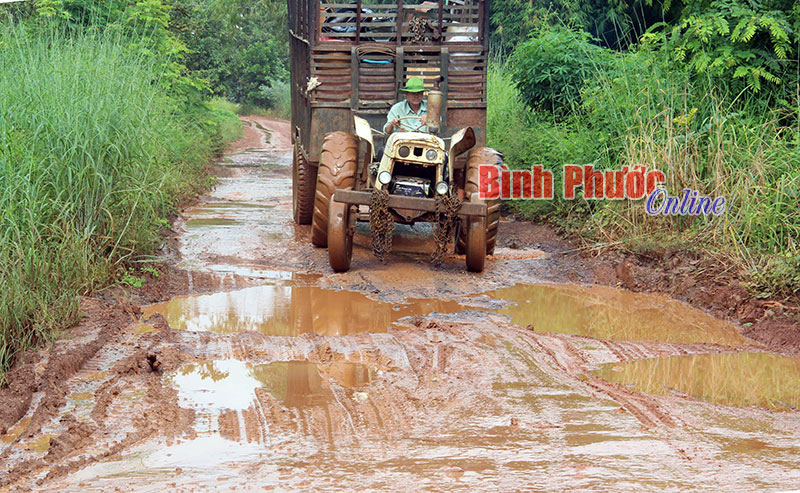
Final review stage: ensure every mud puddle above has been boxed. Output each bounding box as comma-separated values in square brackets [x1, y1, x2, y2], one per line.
[486, 283, 751, 345]
[142, 283, 467, 336]
[9, 117, 800, 491]
[143, 280, 752, 343]
[594, 352, 800, 410]
[170, 360, 374, 412]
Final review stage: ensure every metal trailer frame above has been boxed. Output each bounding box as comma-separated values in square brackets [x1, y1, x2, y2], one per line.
[288, 0, 490, 167]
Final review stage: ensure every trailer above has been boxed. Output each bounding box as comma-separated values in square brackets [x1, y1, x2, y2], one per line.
[288, 0, 501, 272]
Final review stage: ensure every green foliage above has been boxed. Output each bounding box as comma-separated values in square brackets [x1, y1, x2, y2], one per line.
[34, 0, 69, 19]
[178, 0, 289, 109]
[510, 28, 612, 114]
[120, 269, 145, 288]
[0, 25, 235, 376]
[496, 21, 799, 296]
[123, 0, 206, 100]
[653, 0, 798, 93]
[748, 255, 800, 299]
[258, 80, 291, 120]
[204, 99, 244, 151]
[490, 0, 676, 54]
[2, 0, 209, 102]
[487, 62, 603, 219]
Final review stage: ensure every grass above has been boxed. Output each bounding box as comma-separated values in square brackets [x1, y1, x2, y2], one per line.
[487, 53, 800, 298]
[207, 98, 244, 145]
[0, 25, 238, 378]
[208, 79, 292, 122]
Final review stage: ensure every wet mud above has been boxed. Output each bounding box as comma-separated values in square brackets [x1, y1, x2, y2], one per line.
[2, 116, 799, 491]
[595, 352, 800, 410]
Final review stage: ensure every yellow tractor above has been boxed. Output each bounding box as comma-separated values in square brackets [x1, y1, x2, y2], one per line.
[289, 0, 501, 272]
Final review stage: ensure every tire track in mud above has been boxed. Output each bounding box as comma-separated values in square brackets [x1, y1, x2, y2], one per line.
[2, 117, 800, 490]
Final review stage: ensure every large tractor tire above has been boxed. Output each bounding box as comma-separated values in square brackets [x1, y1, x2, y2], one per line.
[327, 196, 354, 272]
[293, 141, 316, 225]
[456, 147, 503, 256]
[311, 132, 359, 248]
[465, 214, 487, 272]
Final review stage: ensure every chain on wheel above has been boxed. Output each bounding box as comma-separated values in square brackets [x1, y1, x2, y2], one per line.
[431, 190, 462, 266]
[370, 189, 394, 262]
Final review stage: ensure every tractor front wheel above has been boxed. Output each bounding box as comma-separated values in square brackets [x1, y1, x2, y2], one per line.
[327, 197, 354, 272]
[311, 132, 359, 247]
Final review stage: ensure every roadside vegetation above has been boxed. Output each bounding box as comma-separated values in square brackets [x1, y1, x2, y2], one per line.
[0, 0, 796, 378]
[176, 0, 290, 118]
[0, 2, 243, 377]
[487, 1, 799, 300]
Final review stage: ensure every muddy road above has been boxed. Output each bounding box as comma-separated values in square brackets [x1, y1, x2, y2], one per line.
[1, 117, 799, 491]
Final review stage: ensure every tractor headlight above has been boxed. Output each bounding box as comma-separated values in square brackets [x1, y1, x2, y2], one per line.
[398, 146, 410, 158]
[426, 149, 438, 161]
[435, 181, 449, 195]
[378, 171, 392, 185]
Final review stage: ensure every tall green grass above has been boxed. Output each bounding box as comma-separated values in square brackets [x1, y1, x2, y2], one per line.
[0, 26, 229, 375]
[488, 49, 800, 297]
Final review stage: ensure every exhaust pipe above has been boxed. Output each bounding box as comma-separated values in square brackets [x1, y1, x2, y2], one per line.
[426, 79, 443, 135]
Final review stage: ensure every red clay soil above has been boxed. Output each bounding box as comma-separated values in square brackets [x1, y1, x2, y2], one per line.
[498, 219, 799, 353]
[0, 116, 797, 490]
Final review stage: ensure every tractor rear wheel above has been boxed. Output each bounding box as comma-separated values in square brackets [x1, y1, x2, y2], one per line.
[311, 132, 359, 247]
[456, 147, 503, 256]
[327, 196, 354, 272]
[293, 141, 316, 225]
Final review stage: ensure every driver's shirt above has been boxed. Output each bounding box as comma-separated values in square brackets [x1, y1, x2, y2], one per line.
[383, 100, 428, 133]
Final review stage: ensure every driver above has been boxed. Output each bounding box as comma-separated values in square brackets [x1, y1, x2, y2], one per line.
[384, 77, 428, 134]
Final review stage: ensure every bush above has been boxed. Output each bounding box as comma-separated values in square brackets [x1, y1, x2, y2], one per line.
[206, 98, 244, 150]
[0, 25, 228, 376]
[495, 30, 799, 296]
[259, 80, 291, 120]
[487, 62, 606, 219]
[509, 27, 611, 114]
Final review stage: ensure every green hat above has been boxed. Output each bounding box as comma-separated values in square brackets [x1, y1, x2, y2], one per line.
[400, 77, 426, 93]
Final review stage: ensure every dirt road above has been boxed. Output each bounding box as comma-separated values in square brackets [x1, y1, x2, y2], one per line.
[1, 117, 799, 491]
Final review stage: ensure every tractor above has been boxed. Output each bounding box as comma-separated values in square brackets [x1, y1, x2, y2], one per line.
[288, 0, 501, 272]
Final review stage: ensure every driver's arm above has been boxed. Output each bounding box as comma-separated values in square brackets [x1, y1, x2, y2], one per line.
[384, 105, 402, 134]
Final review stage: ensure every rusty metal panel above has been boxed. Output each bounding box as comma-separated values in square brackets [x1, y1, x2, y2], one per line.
[289, 0, 312, 154]
[447, 108, 486, 146]
[311, 1, 487, 48]
[310, 50, 352, 106]
[308, 108, 353, 163]
[295, 1, 491, 162]
[334, 189, 487, 217]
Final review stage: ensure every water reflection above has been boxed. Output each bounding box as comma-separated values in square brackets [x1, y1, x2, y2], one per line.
[594, 352, 800, 410]
[142, 284, 466, 336]
[486, 284, 749, 345]
[170, 360, 373, 412]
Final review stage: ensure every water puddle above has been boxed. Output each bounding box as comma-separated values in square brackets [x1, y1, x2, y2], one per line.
[169, 360, 373, 412]
[193, 201, 273, 212]
[184, 218, 240, 229]
[142, 284, 466, 336]
[22, 434, 54, 453]
[594, 352, 800, 410]
[205, 265, 302, 279]
[143, 275, 749, 344]
[134, 323, 157, 335]
[1, 417, 31, 444]
[485, 283, 749, 345]
[63, 435, 272, 488]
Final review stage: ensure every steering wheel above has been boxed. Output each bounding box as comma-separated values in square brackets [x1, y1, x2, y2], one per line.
[395, 116, 426, 132]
